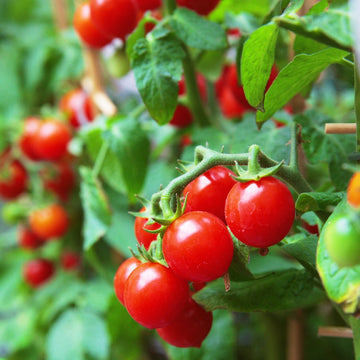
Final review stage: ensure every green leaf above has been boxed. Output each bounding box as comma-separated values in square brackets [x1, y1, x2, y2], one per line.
[46, 309, 110, 360]
[295, 192, 344, 212]
[163, 310, 236, 360]
[132, 29, 185, 124]
[80, 167, 112, 251]
[224, 12, 260, 36]
[274, 5, 352, 51]
[196, 49, 227, 81]
[228, 236, 254, 281]
[103, 118, 150, 198]
[256, 48, 349, 125]
[193, 269, 325, 312]
[241, 23, 279, 110]
[170, 8, 227, 50]
[293, 35, 328, 55]
[317, 199, 360, 314]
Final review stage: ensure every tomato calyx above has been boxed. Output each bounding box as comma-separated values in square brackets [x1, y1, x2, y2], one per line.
[233, 144, 284, 182]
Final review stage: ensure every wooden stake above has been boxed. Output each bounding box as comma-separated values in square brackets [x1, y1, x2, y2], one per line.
[318, 326, 354, 339]
[287, 310, 304, 360]
[51, 0, 69, 31]
[325, 123, 356, 134]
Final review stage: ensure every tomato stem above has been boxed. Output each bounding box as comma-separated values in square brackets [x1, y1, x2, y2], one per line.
[92, 141, 109, 178]
[163, 0, 176, 15]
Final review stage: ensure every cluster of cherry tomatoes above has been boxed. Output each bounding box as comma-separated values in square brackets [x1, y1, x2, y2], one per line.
[0, 88, 93, 288]
[73, 0, 221, 50]
[324, 171, 360, 268]
[114, 165, 295, 347]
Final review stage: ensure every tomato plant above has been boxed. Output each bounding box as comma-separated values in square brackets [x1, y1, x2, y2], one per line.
[176, 0, 220, 15]
[134, 207, 161, 249]
[19, 117, 42, 161]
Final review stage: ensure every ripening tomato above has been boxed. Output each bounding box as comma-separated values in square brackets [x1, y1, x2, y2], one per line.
[73, 2, 113, 48]
[19, 117, 42, 160]
[176, 0, 220, 15]
[163, 211, 234, 282]
[324, 212, 360, 268]
[90, 0, 138, 40]
[183, 166, 237, 222]
[33, 119, 72, 161]
[225, 177, 295, 248]
[134, 207, 161, 250]
[29, 204, 69, 240]
[124, 262, 189, 328]
[41, 162, 75, 201]
[0, 151, 28, 200]
[18, 226, 45, 250]
[61, 251, 81, 271]
[23, 258, 55, 288]
[135, 0, 161, 11]
[114, 257, 141, 305]
[156, 297, 213, 348]
[59, 89, 94, 128]
[347, 172, 360, 208]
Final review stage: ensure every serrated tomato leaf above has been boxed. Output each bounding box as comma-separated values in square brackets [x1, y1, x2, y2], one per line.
[295, 192, 344, 212]
[80, 167, 112, 251]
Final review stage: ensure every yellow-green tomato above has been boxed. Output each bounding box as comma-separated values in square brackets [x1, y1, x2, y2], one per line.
[324, 213, 360, 268]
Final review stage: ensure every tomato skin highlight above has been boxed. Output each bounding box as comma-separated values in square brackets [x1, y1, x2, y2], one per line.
[156, 297, 213, 348]
[124, 262, 189, 329]
[73, 2, 113, 48]
[134, 207, 161, 250]
[225, 177, 295, 248]
[176, 0, 220, 15]
[23, 258, 55, 288]
[29, 204, 69, 241]
[114, 257, 141, 305]
[163, 211, 234, 282]
[90, 0, 138, 40]
[33, 119, 72, 161]
[183, 166, 237, 222]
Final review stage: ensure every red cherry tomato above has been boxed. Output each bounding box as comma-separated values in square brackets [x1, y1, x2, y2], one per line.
[61, 251, 81, 271]
[41, 162, 75, 202]
[90, 0, 138, 40]
[156, 297, 213, 348]
[183, 166, 236, 222]
[59, 89, 94, 128]
[33, 119, 72, 161]
[29, 204, 69, 241]
[0, 151, 28, 200]
[124, 262, 189, 328]
[19, 117, 42, 160]
[169, 104, 193, 127]
[114, 257, 141, 305]
[225, 177, 295, 248]
[18, 226, 45, 250]
[135, 0, 161, 11]
[163, 211, 234, 282]
[302, 220, 319, 236]
[218, 85, 247, 119]
[176, 0, 220, 15]
[23, 258, 55, 288]
[73, 2, 113, 48]
[134, 207, 161, 250]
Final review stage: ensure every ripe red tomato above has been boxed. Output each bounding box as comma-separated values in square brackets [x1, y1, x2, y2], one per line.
[41, 162, 75, 202]
[29, 204, 69, 240]
[135, 0, 161, 11]
[156, 297, 213, 348]
[176, 0, 220, 15]
[19, 117, 42, 160]
[73, 2, 113, 48]
[18, 226, 45, 250]
[134, 207, 161, 250]
[183, 166, 236, 222]
[23, 258, 55, 288]
[124, 262, 189, 328]
[218, 85, 247, 119]
[33, 119, 72, 161]
[225, 177, 295, 248]
[61, 251, 81, 271]
[114, 257, 141, 305]
[163, 211, 234, 282]
[59, 89, 94, 128]
[90, 0, 138, 40]
[0, 151, 28, 200]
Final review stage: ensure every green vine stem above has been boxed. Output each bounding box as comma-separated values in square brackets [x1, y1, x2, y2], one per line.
[163, 0, 176, 16]
[92, 141, 109, 178]
[354, 60, 360, 154]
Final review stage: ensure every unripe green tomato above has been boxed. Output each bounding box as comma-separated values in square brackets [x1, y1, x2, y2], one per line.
[324, 212, 360, 268]
[106, 49, 131, 78]
[2, 202, 27, 224]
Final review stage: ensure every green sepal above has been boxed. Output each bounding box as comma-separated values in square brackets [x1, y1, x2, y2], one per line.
[233, 160, 284, 182]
